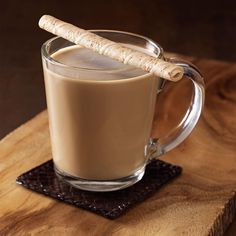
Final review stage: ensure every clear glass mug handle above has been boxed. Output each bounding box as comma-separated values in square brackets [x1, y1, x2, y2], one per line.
[146, 58, 205, 159]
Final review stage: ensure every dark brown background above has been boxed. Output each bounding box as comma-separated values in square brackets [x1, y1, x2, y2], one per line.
[1, 0, 236, 234]
[1, 0, 236, 139]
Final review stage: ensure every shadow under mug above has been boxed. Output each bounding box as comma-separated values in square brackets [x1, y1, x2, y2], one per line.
[41, 30, 204, 192]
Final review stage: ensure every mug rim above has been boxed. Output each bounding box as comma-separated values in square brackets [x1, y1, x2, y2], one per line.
[41, 29, 164, 74]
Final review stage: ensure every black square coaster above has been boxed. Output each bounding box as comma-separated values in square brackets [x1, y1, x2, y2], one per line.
[16, 159, 181, 219]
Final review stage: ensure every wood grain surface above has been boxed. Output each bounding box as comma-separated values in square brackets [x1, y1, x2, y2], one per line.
[1, 0, 236, 139]
[0, 57, 236, 235]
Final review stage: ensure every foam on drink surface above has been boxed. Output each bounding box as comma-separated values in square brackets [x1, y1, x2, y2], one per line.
[51, 44, 157, 81]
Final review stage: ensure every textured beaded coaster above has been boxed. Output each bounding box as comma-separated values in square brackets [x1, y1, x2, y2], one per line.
[16, 159, 182, 219]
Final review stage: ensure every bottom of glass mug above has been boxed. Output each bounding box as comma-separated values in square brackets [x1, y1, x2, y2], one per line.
[54, 164, 146, 192]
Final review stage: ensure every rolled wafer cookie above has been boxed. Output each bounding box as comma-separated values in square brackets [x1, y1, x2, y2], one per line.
[39, 15, 184, 81]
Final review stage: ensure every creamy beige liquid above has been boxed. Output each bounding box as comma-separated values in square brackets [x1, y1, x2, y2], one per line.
[43, 44, 162, 180]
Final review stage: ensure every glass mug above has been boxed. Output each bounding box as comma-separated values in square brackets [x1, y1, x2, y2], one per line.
[41, 30, 204, 191]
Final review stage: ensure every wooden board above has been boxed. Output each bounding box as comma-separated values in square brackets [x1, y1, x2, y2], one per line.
[0, 57, 236, 236]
